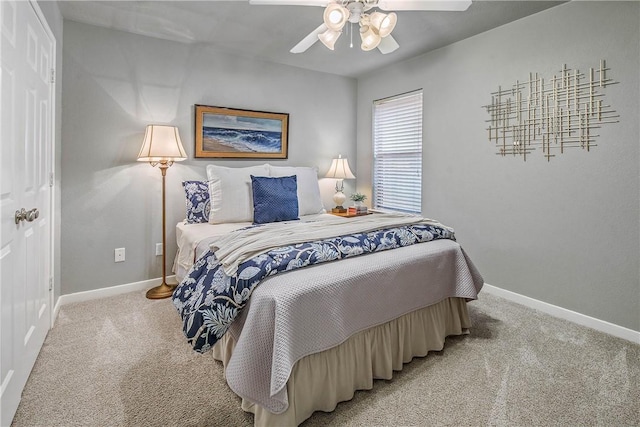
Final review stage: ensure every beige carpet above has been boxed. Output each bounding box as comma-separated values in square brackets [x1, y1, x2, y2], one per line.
[11, 290, 639, 426]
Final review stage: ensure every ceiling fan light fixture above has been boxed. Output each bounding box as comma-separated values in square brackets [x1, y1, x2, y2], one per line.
[318, 28, 342, 50]
[323, 3, 349, 31]
[360, 25, 381, 51]
[369, 11, 397, 37]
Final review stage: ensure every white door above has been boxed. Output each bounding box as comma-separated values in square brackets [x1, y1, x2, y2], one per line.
[1, 0, 54, 425]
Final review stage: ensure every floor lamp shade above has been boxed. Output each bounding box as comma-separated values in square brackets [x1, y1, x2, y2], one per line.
[137, 125, 187, 164]
[138, 125, 186, 299]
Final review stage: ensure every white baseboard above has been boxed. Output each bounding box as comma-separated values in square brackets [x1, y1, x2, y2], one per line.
[52, 276, 176, 325]
[482, 283, 640, 344]
[51, 279, 640, 344]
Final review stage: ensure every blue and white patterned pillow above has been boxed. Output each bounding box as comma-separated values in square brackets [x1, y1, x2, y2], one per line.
[182, 181, 211, 224]
[251, 175, 299, 224]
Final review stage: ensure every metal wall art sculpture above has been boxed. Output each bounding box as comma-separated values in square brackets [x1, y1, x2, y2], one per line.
[484, 60, 618, 161]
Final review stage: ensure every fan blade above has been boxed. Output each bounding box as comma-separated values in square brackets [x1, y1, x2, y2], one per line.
[290, 23, 327, 53]
[376, 0, 471, 11]
[249, 0, 328, 6]
[377, 35, 399, 54]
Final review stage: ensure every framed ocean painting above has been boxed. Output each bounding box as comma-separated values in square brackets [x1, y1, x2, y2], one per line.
[194, 105, 289, 159]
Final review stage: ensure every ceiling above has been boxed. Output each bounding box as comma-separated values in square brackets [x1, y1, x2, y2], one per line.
[57, 0, 564, 78]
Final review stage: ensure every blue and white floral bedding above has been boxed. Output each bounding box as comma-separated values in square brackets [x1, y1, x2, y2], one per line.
[172, 222, 455, 353]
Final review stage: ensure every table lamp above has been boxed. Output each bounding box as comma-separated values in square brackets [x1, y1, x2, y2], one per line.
[325, 154, 355, 213]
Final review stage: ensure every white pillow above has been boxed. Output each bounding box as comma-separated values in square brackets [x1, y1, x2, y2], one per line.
[206, 164, 270, 223]
[268, 165, 325, 216]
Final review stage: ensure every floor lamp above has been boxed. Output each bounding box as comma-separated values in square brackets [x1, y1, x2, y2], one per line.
[137, 125, 187, 299]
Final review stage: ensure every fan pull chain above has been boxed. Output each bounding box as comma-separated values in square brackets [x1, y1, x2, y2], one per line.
[350, 22, 354, 48]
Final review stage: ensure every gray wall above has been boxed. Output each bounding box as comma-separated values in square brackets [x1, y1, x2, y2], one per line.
[59, 3, 639, 332]
[36, 0, 63, 301]
[61, 21, 356, 295]
[356, 1, 640, 331]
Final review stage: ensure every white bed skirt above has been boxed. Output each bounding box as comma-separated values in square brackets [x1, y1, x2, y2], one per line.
[213, 297, 471, 426]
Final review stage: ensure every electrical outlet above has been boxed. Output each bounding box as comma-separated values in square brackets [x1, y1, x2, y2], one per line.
[155, 243, 163, 256]
[114, 248, 125, 263]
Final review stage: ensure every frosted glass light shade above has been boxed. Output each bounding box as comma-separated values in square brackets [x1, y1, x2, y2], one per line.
[369, 11, 397, 38]
[325, 155, 356, 179]
[318, 28, 342, 50]
[137, 125, 187, 163]
[360, 25, 381, 51]
[323, 4, 349, 31]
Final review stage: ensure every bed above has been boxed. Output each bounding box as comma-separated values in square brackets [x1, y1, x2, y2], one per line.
[172, 164, 484, 426]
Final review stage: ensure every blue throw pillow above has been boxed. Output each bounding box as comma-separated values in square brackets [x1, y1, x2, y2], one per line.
[182, 180, 211, 224]
[251, 175, 299, 224]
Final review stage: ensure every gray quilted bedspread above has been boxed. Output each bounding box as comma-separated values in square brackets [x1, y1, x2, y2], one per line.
[221, 238, 484, 414]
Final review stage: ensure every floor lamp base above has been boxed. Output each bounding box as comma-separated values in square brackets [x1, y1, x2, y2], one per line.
[146, 282, 177, 299]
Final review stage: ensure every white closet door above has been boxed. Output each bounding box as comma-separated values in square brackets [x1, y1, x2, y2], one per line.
[1, 1, 54, 424]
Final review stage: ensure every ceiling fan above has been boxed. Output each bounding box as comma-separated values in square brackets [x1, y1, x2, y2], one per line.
[248, 0, 472, 54]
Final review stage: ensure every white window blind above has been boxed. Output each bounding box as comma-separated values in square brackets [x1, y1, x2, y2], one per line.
[373, 90, 423, 214]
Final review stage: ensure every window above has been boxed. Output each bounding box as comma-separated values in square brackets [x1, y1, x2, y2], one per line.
[372, 90, 423, 214]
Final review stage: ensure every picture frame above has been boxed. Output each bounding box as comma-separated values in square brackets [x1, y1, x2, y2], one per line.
[194, 105, 289, 159]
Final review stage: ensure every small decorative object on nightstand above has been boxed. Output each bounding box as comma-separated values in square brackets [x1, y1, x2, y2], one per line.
[325, 154, 355, 213]
[349, 192, 368, 215]
[350, 192, 367, 206]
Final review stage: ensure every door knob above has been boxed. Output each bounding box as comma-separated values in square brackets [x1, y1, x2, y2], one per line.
[26, 208, 39, 222]
[15, 208, 27, 224]
[14, 208, 39, 224]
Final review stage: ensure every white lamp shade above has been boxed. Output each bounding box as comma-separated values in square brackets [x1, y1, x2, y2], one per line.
[360, 25, 381, 51]
[137, 125, 187, 163]
[318, 28, 342, 50]
[323, 3, 349, 31]
[325, 155, 356, 179]
[369, 11, 397, 38]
